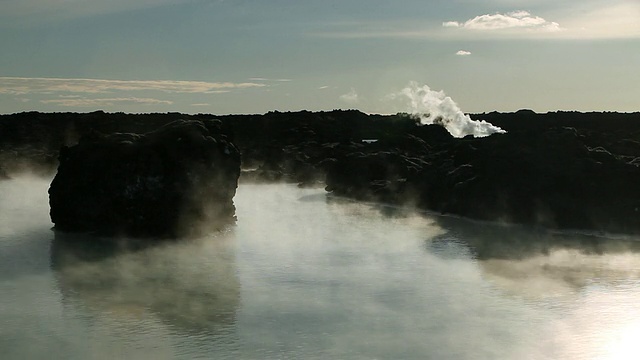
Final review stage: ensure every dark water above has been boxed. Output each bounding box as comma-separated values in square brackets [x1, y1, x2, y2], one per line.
[2, 178, 640, 359]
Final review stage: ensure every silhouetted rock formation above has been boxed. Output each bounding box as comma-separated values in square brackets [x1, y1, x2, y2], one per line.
[48, 119, 241, 237]
[3, 109, 640, 234]
[326, 125, 640, 234]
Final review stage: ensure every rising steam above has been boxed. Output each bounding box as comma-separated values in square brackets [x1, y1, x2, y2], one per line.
[395, 82, 505, 138]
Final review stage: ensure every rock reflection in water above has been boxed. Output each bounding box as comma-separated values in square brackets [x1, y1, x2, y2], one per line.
[50, 231, 240, 337]
[430, 217, 640, 298]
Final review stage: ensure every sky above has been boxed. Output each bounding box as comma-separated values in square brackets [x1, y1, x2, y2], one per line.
[0, 0, 638, 115]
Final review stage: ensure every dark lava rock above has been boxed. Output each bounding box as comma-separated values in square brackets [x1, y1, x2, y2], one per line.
[326, 126, 640, 234]
[48, 119, 241, 237]
[5, 109, 640, 234]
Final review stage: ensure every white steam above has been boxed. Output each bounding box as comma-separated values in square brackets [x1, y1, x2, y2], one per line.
[395, 82, 505, 138]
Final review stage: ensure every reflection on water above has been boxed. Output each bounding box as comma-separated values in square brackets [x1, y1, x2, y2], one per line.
[429, 216, 640, 358]
[431, 216, 640, 298]
[433, 215, 640, 260]
[50, 232, 240, 337]
[3, 178, 640, 359]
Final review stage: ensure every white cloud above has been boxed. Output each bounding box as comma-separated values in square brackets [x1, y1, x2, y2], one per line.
[339, 88, 359, 104]
[441, 3, 640, 39]
[311, 11, 563, 40]
[190, 103, 211, 106]
[456, 50, 472, 56]
[0, 77, 265, 95]
[445, 10, 562, 32]
[40, 97, 173, 107]
[318, 86, 330, 90]
[314, 5, 638, 40]
[442, 21, 461, 28]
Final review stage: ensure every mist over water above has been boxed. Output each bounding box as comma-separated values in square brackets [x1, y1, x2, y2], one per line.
[394, 82, 506, 137]
[2, 178, 640, 359]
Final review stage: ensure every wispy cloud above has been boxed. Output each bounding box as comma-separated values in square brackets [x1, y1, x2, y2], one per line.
[0, 77, 265, 95]
[190, 103, 211, 107]
[456, 50, 472, 56]
[318, 86, 330, 90]
[443, 10, 562, 32]
[249, 77, 293, 82]
[41, 97, 173, 107]
[339, 88, 359, 104]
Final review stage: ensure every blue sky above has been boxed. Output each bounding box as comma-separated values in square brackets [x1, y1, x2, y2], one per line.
[1, 0, 638, 114]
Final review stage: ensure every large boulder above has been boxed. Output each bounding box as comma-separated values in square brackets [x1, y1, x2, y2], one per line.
[49, 119, 241, 237]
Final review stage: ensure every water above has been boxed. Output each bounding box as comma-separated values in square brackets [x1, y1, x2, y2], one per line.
[2, 178, 640, 359]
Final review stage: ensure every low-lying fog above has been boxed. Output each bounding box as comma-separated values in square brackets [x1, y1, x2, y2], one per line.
[2, 177, 640, 359]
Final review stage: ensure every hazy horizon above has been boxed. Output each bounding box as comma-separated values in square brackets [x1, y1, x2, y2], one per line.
[1, 0, 638, 115]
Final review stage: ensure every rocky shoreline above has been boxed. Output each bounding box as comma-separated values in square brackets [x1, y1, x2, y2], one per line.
[2, 109, 640, 235]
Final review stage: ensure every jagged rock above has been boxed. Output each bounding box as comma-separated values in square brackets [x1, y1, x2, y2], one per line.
[326, 126, 640, 234]
[48, 119, 241, 237]
[4, 109, 640, 234]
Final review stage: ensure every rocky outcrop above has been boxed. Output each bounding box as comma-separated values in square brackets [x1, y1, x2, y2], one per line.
[326, 125, 640, 234]
[4, 109, 640, 234]
[49, 119, 241, 237]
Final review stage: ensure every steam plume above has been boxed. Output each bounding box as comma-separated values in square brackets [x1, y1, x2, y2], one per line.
[396, 82, 505, 138]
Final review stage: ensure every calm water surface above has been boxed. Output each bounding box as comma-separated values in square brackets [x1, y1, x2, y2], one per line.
[2, 178, 640, 359]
